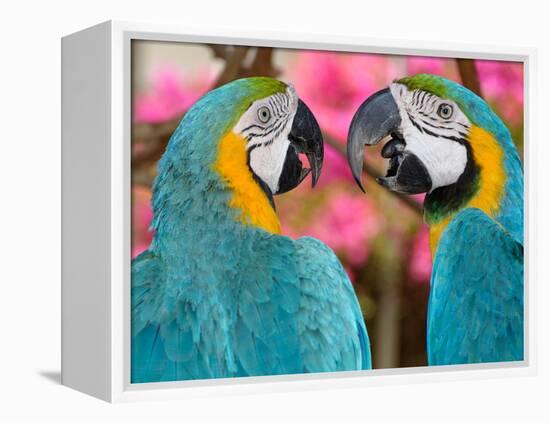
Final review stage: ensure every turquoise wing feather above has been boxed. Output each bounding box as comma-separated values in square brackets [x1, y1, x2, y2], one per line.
[427, 208, 523, 365]
[131, 250, 172, 382]
[131, 250, 233, 382]
[229, 234, 304, 377]
[295, 236, 372, 371]
[131, 234, 371, 383]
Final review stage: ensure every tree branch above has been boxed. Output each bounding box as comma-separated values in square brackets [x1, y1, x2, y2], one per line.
[245, 47, 279, 78]
[210, 45, 250, 87]
[456, 58, 483, 97]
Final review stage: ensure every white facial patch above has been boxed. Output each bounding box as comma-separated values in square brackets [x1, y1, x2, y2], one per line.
[401, 128, 467, 190]
[389, 83, 471, 191]
[233, 85, 298, 194]
[248, 138, 291, 193]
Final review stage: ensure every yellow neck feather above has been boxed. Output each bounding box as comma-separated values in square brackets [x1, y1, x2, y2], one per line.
[213, 132, 281, 234]
[429, 125, 506, 256]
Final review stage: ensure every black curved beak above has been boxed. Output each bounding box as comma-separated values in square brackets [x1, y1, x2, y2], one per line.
[347, 88, 432, 194]
[277, 99, 324, 194]
[346, 88, 401, 192]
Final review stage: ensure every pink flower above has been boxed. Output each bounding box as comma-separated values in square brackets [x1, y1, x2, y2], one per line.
[316, 145, 355, 186]
[476, 60, 523, 126]
[134, 65, 215, 124]
[285, 51, 398, 142]
[303, 193, 379, 266]
[408, 225, 432, 283]
[132, 186, 154, 258]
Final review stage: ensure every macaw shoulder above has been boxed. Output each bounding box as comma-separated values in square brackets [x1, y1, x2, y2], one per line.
[428, 207, 524, 364]
[294, 236, 354, 290]
[294, 236, 371, 371]
[131, 249, 165, 298]
[434, 207, 523, 265]
[432, 208, 523, 288]
[252, 234, 357, 299]
[131, 250, 163, 332]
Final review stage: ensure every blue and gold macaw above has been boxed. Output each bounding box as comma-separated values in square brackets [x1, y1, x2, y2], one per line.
[347, 74, 523, 365]
[132, 77, 371, 383]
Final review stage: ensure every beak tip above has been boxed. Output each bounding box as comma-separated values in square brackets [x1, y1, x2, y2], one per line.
[349, 155, 366, 194]
[311, 173, 320, 188]
[354, 175, 366, 193]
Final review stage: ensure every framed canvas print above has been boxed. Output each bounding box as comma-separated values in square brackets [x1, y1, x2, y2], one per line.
[61, 21, 537, 402]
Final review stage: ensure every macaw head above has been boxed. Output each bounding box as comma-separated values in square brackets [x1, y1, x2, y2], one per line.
[348, 73, 521, 197]
[217, 77, 323, 196]
[153, 77, 323, 234]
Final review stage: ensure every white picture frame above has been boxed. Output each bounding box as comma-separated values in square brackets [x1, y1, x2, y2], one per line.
[61, 20, 537, 403]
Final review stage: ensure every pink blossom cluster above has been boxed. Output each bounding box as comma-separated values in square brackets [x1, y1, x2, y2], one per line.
[476, 60, 523, 125]
[134, 65, 215, 124]
[408, 225, 432, 283]
[303, 193, 380, 268]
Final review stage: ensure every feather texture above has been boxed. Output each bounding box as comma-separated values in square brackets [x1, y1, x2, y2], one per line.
[131, 232, 371, 382]
[427, 208, 523, 365]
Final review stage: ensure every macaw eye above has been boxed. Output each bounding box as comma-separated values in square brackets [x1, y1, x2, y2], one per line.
[437, 103, 454, 119]
[257, 106, 271, 123]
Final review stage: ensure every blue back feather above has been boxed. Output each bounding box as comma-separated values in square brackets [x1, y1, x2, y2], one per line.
[428, 209, 523, 364]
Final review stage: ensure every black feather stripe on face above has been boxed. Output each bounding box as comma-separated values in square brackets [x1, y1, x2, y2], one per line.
[405, 90, 470, 142]
[405, 89, 479, 210]
[243, 93, 292, 149]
